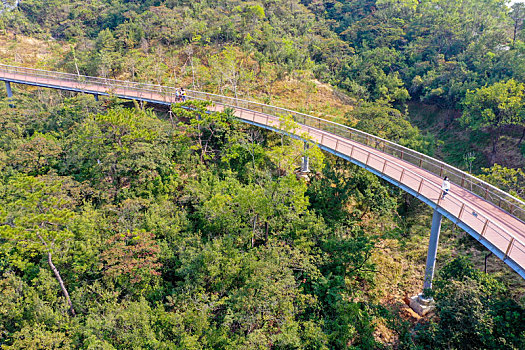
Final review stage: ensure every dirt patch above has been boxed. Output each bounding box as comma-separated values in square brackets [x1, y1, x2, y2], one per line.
[267, 78, 354, 121]
[0, 32, 66, 67]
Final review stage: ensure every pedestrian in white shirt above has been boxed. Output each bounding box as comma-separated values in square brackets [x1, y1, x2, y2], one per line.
[441, 176, 450, 199]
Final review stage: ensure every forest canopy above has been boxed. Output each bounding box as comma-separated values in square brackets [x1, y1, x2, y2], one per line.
[1, 0, 525, 348]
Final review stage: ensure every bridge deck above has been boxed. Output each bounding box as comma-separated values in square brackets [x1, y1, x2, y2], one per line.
[2, 68, 525, 279]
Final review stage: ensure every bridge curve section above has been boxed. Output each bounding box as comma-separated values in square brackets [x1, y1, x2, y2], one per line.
[1, 64, 525, 279]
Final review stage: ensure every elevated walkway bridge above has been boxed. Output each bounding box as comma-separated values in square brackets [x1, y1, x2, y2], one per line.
[1, 64, 525, 294]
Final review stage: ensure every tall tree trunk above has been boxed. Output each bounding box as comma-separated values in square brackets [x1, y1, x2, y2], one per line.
[518, 126, 525, 146]
[72, 49, 80, 76]
[191, 57, 195, 90]
[513, 22, 518, 46]
[48, 252, 76, 316]
[251, 214, 258, 248]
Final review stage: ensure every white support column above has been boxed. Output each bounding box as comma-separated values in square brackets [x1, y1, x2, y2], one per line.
[5, 81, 14, 107]
[423, 209, 443, 291]
[301, 142, 310, 173]
[409, 208, 442, 316]
[5, 81, 13, 98]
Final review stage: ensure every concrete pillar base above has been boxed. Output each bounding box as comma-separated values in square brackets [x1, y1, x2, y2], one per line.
[409, 293, 435, 316]
[296, 172, 309, 181]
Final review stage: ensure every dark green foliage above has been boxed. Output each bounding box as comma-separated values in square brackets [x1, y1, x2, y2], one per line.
[413, 257, 525, 349]
[352, 102, 436, 155]
[2, 0, 525, 348]
[0, 94, 407, 348]
[305, 0, 525, 168]
[461, 79, 525, 158]
[308, 157, 397, 225]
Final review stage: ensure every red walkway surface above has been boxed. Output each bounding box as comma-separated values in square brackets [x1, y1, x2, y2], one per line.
[2, 67, 525, 279]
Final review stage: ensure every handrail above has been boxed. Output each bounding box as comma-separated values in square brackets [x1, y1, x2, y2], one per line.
[304, 125, 525, 252]
[2, 63, 525, 273]
[217, 103, 525, 266]
[1, 63, 524, 227]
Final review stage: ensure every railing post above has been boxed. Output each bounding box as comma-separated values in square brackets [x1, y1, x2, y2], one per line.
[504, 238, 515, 259]
[417, 178, 424, 193]
[481, 219, 489, 237]
[423, 209, 443, 291]
[456, 203, 465, 224]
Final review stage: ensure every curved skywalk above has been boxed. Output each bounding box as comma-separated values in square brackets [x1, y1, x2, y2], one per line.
[1, 64, 524, 279]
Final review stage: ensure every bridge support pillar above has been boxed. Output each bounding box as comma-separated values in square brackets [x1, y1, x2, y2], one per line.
[5, 81, 14, 107]
[423, 209, 442, 290]
[297, 142, 310, 180]
[5, 81, 13, 98]
[302, 142, 310, 173]
[94, 94, 99, 101]
[301, 155, 310, 173]
[408, 209, 442, 316]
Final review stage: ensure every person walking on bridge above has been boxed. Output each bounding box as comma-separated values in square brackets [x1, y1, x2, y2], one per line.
[441, 176, 450, 199]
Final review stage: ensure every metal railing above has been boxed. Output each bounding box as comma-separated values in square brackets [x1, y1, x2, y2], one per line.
[221, 104, 525, 272]
[300, 126, 525, 271]
[1, 63, 524, 227]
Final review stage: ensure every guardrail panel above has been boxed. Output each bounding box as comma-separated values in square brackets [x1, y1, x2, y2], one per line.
[510, 242, 525, 267]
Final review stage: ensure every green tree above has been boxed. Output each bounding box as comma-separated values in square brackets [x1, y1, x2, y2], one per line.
[64, 107, 177, 202]
[461, 79, 525, 159]
[478, 163, 525, 200]
[94, 28, 120, 78]
[9, 132, 62, 176]
[176, 101, 245, 165]
[0, 175, 77, 316]
[415, 257, 525, 349]
[352, 101, 434, 154]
